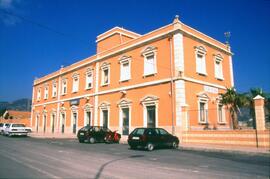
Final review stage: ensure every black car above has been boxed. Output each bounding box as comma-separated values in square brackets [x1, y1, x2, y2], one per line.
[77, 126, 116, 144]
[128, 128, 179, 151]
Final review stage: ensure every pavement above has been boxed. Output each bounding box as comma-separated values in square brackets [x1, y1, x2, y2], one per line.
[29, 132, 270, 155]
[0, 135, 269, 179]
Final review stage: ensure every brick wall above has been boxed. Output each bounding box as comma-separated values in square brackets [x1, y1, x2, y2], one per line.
[182, 130, 270, 148]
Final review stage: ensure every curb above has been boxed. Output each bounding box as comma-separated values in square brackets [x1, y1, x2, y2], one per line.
[179, 146, 270, 156]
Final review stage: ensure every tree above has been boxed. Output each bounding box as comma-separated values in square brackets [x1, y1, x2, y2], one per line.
[220, 87, 247, 129]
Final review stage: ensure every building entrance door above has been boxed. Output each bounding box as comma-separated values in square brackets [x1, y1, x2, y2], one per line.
[103, 110, 108, 128]
[61, 113, 65, 133]
[73, 112, 77, 134]
[43, 115, 47, 133]
[147, 105, 156, 128]
[52, 114, 55, 133]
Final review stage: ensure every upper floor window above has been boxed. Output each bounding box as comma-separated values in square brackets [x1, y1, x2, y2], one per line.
[100, 62, 110, 86]
[61, 78, 67, 95]
[85, 68, 93, 90]
[214, 54, 224, 80]
[119, 56, 131, 82]
[195, 46, 207, 75]
[141, 46, 157, 76]
[37, 88, 41, 101]
[52, 81, 57, 98]
[44, 85, 49, 100]
[72, 73, 79, 93]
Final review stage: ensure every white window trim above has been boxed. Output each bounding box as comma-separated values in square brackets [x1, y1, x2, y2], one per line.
[61, 78, 68, 95]
[60, 109, 66, 133]
[50, 111, 56, 133]
[140, 95, 159, 128]
[141, 46, 157, 77]
[118, 99, 132, 135]
[216, 96, 226, 124]
[99, 102, 110, 128]
[83, 103, 93, 126]
[44, 85, 49, 100]
[37, 88, 41, 101]
[214, 54, 224, 80]
[85, 68, 94, 90]
[35, 113, 40, 132]
[52, 81, 57, 98]
[72, 73, 79, 93]
[119, 56, 131, 82]
[100, 62, 110, 86]
[43, 112, 47, 133]
[71, 106, 79, 133]
[197, 93, 209, 124]
[195, 46, 207, 76]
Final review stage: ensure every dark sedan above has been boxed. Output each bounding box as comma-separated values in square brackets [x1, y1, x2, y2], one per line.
[128, 128, 179, 151]
[77, 126, 119, 144]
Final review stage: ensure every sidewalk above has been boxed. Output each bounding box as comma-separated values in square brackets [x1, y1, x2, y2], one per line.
[28, 133, 269, 155]
[28, 132, 76, 139]
[180, 143, 270, 155]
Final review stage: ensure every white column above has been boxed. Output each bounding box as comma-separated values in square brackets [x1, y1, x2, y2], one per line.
[229, 55, 234, 87]
[175, 80, 186, 126]
[173, 32, 184, 73]
[94, 62, 99, 125]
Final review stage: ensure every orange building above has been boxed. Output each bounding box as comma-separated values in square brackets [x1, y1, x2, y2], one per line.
[31, 16, 234, 141]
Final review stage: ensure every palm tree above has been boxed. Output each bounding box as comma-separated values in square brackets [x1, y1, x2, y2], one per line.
[220, 87, 247, 129]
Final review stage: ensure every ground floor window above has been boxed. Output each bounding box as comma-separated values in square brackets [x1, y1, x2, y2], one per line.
[61, 113, 65, 133]
[218, 104, 225, 123]
[43, 114, 47, 133]
[102, 110, 108, 128]
[85, 111, 91, 126]
[147, 105, 156, 128]
[51, 113, 55, 133]
[199, 101, 208, 123]
[36, 115, 39, 132]
[72, 112, 77, 134]
[122, 108, 129, 135]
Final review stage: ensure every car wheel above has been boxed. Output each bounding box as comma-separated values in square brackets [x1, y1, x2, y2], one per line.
[89, 137, 95, 144]
[172, 141, 178, 149]
[146, 143, 154, 151]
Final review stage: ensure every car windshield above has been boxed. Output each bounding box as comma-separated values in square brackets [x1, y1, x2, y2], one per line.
[132, 128, 145, 135]
[82, 126, 91, 130]
[13, 124, 25, 127]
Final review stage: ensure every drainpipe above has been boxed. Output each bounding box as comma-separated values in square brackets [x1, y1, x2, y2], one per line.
[169, 35, 175, 135]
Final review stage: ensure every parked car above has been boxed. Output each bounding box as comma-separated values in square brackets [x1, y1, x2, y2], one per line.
[77, 126, 121, 144]
[25, 127, 32, 133]
[4, 123, 28, 137]
[0, 123, 9, 135]
[128, 128, 179, 151]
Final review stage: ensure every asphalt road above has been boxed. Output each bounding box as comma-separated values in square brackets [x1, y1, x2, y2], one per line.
[0, 135, 269, 179]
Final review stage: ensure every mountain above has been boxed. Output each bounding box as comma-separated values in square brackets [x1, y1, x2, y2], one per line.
[0, 98, 32, 112]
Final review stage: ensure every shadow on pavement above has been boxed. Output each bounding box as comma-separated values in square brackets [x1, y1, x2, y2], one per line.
[94, 154, 144, 179]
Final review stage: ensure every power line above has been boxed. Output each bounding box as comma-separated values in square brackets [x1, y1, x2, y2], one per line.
[0, 9, 90, 46]
[0, 9, 175, 72]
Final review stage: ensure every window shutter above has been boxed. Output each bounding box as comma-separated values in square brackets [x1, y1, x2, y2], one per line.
[145, 55, 155, 75]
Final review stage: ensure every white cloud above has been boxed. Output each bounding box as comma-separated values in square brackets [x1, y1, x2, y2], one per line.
[0, 0, 14, 9]
[0, 0, 21, 26]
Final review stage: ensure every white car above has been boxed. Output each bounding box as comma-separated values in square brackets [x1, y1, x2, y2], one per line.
[0, 123, 9, 135]
[4, 123, 28, 137]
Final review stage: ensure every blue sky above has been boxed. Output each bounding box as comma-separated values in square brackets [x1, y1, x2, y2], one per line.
[0, 0, 269, 101]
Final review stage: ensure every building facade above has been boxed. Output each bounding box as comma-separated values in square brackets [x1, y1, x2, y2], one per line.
[31, 17, 234, 141]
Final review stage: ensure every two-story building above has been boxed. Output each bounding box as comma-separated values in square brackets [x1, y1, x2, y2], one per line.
[31, 16, 234, 141]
